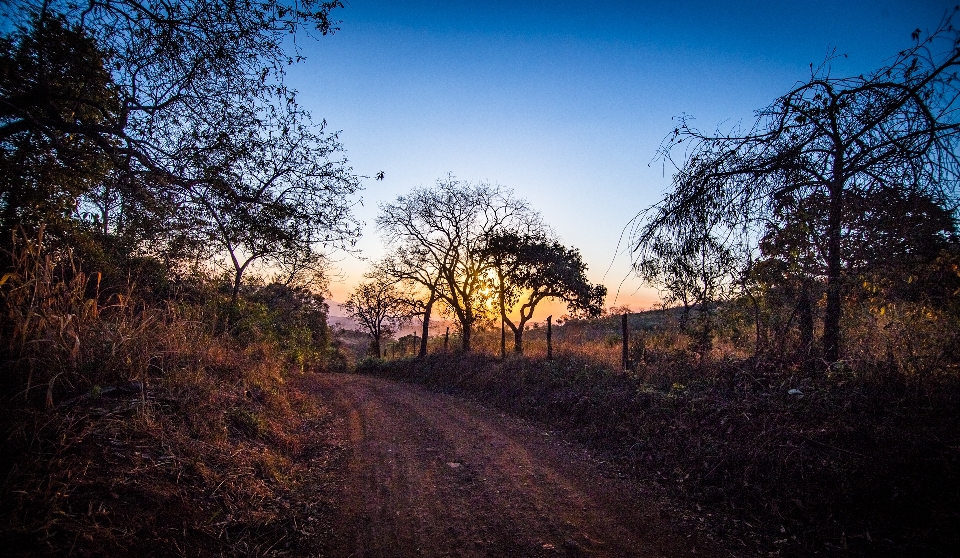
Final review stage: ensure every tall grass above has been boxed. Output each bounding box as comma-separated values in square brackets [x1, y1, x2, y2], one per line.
[0, 229, 340, 556]
[1, 229, 156, 406]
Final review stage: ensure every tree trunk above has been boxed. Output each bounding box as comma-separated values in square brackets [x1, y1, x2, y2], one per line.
[498, 271, 506, 358]
[744, 283, 765, 356]
[99, 184, 110, 236]
[461, 324, 471, 352]
[231, 269, 243, 307]
[501, 318, 506, 358]
[546, 315, 552, 360]
[622, 313, 630, 371]
[229, 257, 252, 308]
[228, 261, 249, 330]
[513, 326, 524, 354]
[419, 295, 434, 358]
[798, 279, 814, 358]
[823, 170, 845, 364]
[373, 336, 381, 359]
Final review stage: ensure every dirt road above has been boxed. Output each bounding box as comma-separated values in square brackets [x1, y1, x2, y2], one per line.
[313, 374, 718, 558]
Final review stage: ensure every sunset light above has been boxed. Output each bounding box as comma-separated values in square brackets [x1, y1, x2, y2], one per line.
[3, 1, 959, 556]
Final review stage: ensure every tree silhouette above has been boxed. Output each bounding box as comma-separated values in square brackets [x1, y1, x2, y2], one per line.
[343, 272, 412, 359]
[192, 113, 360, 306]
[484, 231, 605, 354]
[1, 2, 360, 303]
[637, 15, 960, 363]
[377, 175, 540, 352]
[0, 16, 120, 249]
[1, 0, 343, 186]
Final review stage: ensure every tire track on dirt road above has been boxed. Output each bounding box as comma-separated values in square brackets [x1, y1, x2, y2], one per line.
[314, 373, 719, 558]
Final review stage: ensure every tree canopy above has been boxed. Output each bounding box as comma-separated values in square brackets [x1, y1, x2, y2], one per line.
[635, 16, 960, 363]
[377, 175, 540, 352]
[1, 1, 360, 296]
[343, 271, 412, 359]
[483, 231, 605, 354]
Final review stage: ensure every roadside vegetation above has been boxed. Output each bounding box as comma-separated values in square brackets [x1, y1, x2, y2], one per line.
[0, 227, 350, 556]
[3, 0, 960, 556]
[358, 307, 960, 558]
[349, 15, 960, 558]
[1, 1, 354, 554]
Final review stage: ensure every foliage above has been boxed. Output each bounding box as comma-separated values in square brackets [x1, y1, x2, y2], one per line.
[0, 15, 119, 250]
[243, 282, 332, 371]
[483, 230, 606, 353]
[0, 0, 345, 188]
[637, 15, 960, 363]
[0, 229, 335, 405]
[1, 1, 361, 298]
[0, 336, 342, 556]
[190, 103, 361, 305]
[634, 216, 740, 351]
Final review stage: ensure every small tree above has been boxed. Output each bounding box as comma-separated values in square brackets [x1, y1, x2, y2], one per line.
[484, 231, 606, 354]
[342, 273, 411, 359]
[247, 282, 331, 371]
[634, 216, 740, 352]
[376, 249, 449, 357]
[192, 116, 360, 306]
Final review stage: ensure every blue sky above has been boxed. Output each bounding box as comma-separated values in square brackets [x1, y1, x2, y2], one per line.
[287, 0, 956, 314]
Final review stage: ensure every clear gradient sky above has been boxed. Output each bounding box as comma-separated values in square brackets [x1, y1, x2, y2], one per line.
[286, 0, 956, 319]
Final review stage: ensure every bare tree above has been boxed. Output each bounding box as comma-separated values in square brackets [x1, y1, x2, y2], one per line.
[342, 272, 411, 359]
[377, 175, 539, 351]
[636, 16, 960, 363]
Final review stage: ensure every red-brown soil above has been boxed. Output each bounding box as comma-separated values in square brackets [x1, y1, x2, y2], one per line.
[313, 373, 721, 558]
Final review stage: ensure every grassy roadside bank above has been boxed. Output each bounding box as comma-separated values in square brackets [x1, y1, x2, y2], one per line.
[358, 353, 960, 558]
[0, 231, 352, 556]
[0, 366, 345, 557]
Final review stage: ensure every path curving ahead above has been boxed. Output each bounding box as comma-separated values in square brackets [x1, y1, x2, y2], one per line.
[314, 373, 718, 558]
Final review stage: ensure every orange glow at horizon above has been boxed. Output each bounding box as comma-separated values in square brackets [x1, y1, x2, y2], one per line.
[327, 279, 660, 328]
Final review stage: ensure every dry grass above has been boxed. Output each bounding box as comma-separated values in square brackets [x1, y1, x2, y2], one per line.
[0, 231, 346, 556]
[1, 229, 155, 406]
[0, 366, 345, 556]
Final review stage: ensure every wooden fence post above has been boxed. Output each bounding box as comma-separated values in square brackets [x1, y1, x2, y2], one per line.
[444, 327, 449, 352]
[547, 315, 553, 360]
[622, 313, 630, 372]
